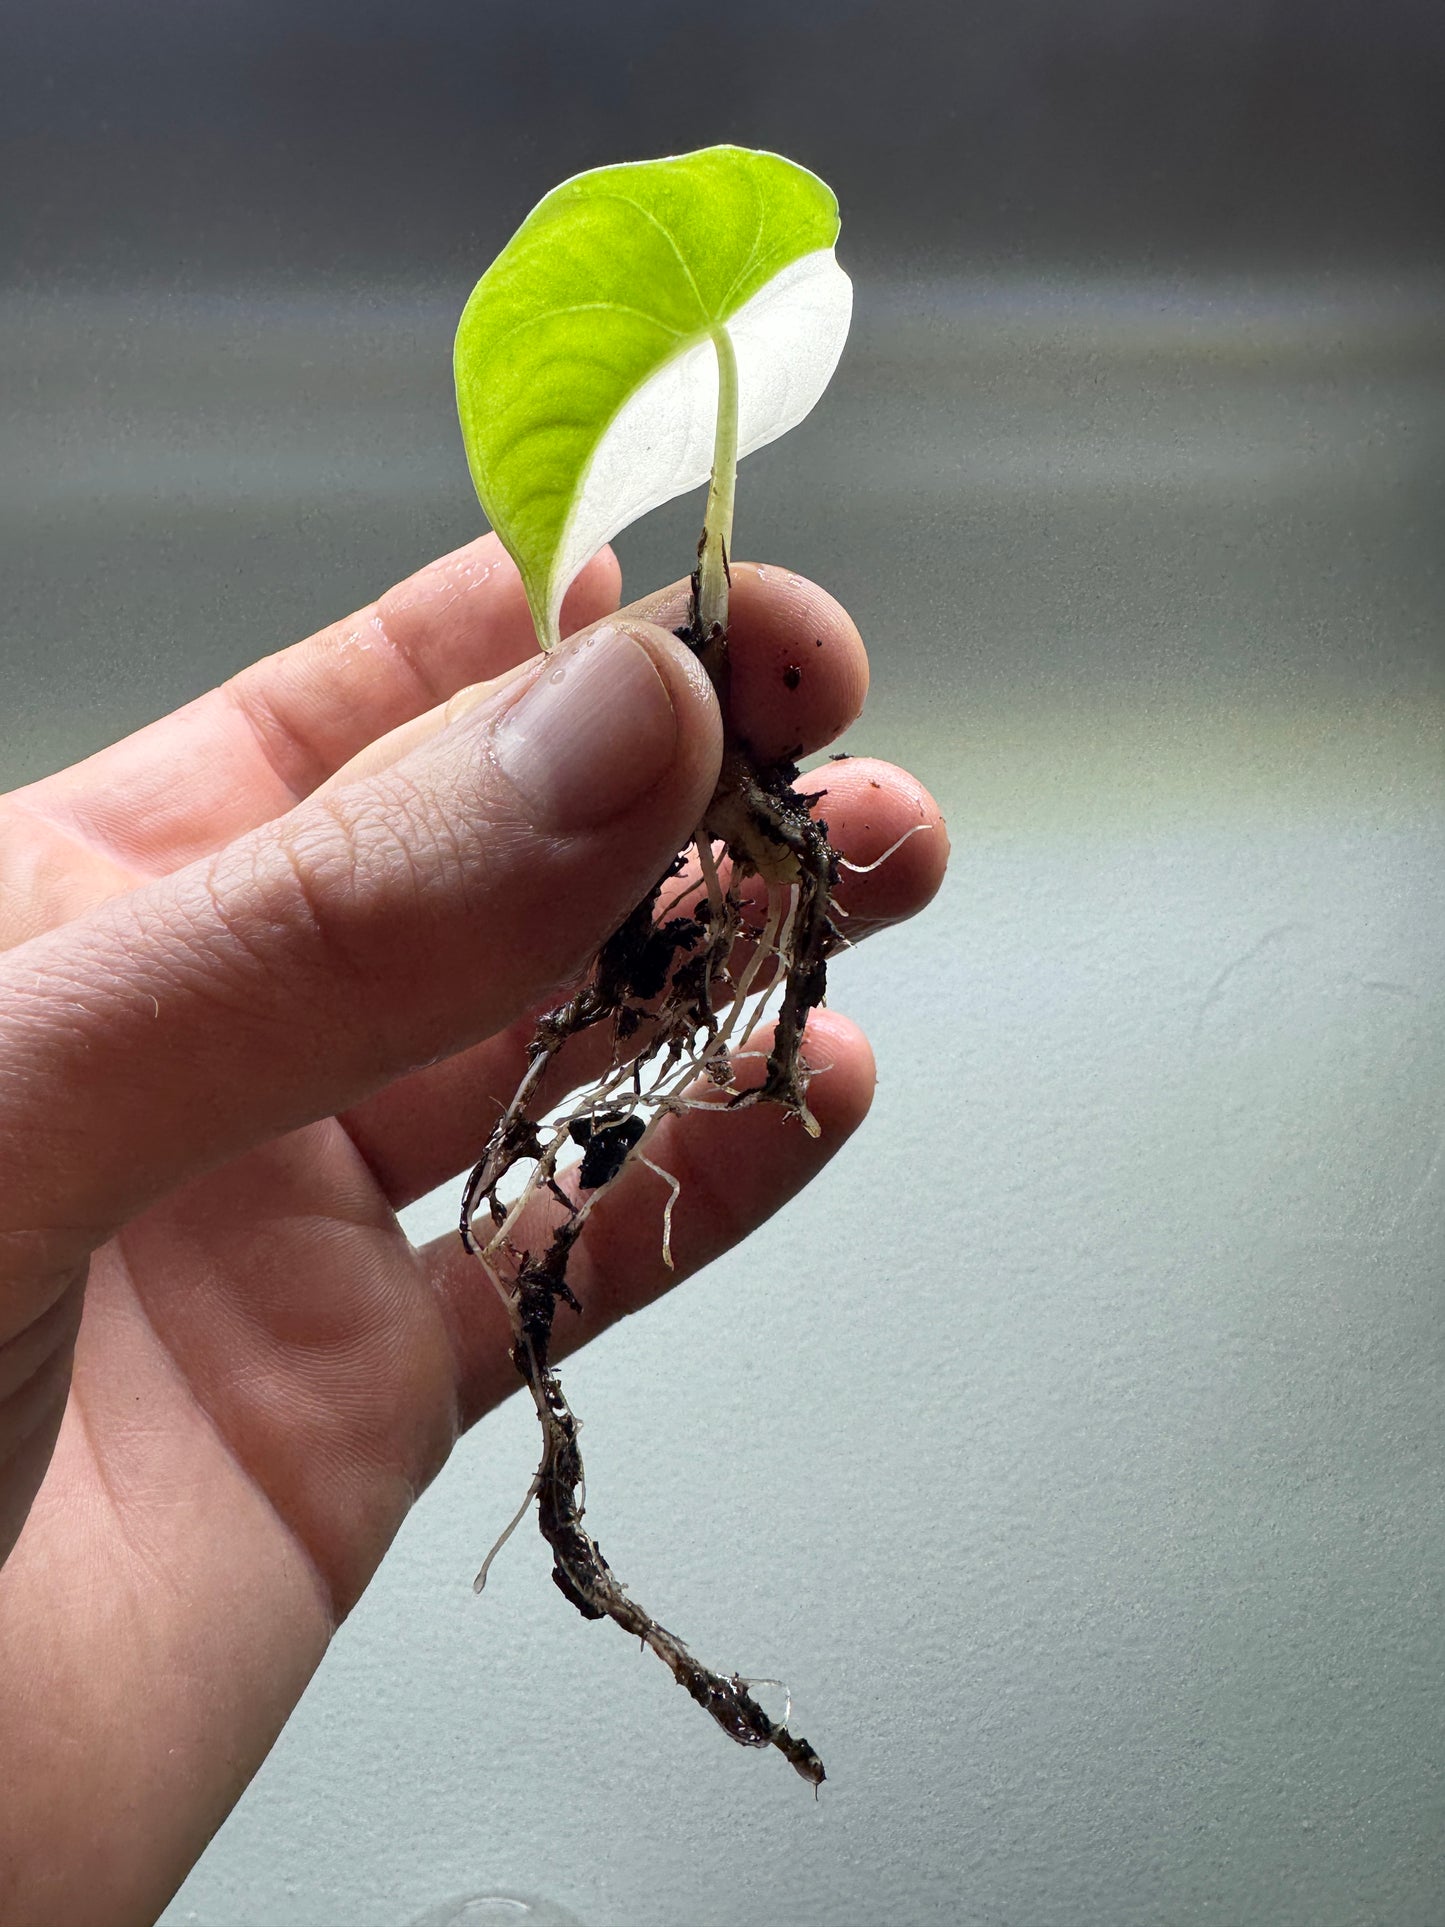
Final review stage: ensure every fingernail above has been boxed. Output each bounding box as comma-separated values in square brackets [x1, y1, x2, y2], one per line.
[490, 625, 679, 831]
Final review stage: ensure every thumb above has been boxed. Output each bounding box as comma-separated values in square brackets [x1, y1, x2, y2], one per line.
[0, 620, 720, 1286]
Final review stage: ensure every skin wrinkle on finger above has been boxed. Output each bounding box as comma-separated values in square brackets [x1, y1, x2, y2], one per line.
[267, 778, 489, 1000]
[0, 621, 719, 1266]
[138, 767, 516, 1086]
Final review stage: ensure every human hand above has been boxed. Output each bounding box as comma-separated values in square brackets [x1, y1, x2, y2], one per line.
[0, 537, 945, 1925]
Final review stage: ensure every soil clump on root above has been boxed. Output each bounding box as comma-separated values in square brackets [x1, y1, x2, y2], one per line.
[459, 562, 842, 1789]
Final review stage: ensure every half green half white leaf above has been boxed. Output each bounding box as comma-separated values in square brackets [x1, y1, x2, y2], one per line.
[455, 145, 853, 647]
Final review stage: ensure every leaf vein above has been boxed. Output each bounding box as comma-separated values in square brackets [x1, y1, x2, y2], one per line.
[581, 192, 711, 320]
[473, 299, 685, 367]
[718, 165, 769, 316]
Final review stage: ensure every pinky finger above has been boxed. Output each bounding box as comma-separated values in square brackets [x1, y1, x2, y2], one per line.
[421, 1009, 876, 1430]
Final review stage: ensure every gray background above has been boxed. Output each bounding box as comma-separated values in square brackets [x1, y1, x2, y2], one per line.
[3, 3, 1443, 1924]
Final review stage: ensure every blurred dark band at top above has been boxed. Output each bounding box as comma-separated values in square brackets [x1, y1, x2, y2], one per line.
[2, 0, 1443, 287]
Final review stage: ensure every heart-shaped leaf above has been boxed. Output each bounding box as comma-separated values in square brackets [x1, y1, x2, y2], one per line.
[455, 145, 852, 647]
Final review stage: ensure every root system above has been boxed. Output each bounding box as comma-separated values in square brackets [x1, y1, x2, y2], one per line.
[459, 560, 842, 1789]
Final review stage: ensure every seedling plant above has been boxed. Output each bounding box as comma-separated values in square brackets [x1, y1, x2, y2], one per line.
[454, 146, 861, 1787]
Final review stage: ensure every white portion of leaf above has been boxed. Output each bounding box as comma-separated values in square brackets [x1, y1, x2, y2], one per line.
[544, 248, 853, 644]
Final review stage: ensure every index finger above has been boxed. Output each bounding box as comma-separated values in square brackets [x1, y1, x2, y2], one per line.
[5, 535, 621, 878]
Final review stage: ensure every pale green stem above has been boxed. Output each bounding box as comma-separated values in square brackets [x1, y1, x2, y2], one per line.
[696, 326, 739, 638]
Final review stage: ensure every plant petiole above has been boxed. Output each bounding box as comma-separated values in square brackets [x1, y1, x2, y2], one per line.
[695, 327, 739, 646]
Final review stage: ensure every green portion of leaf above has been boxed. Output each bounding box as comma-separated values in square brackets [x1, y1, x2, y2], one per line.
[455, 146, 840, 644]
